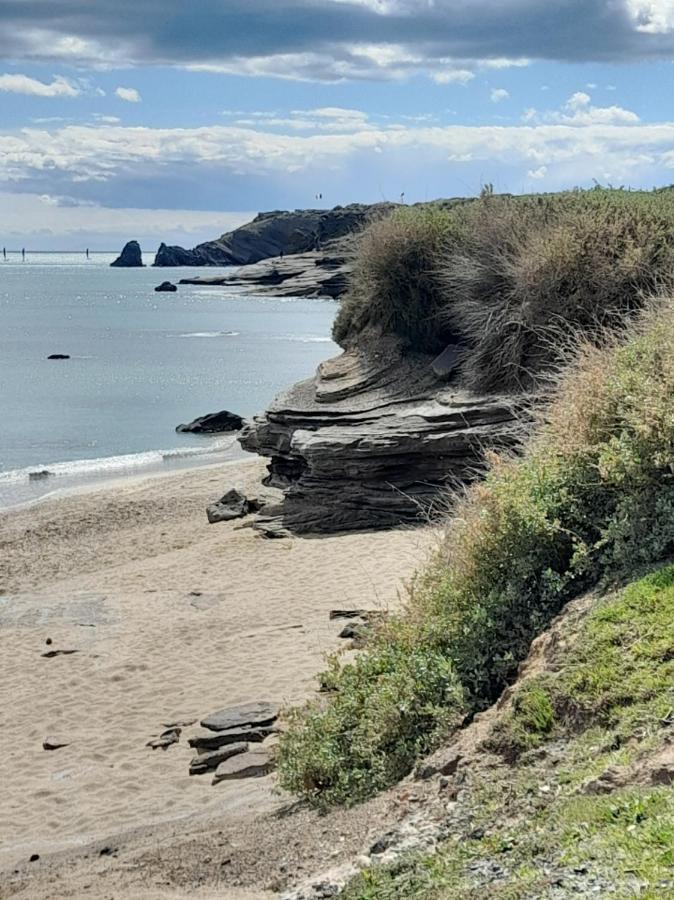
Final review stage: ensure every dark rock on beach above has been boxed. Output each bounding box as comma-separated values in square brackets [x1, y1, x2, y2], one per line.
[146, 727, 181, 750]
[189, 742, 248, 775]
[153, 203, 393, 268]
[29, 470, 52, 480]
[43, 736, 70, 751]
[206, 488, 252, 523]
[154, 281, 177, 292]
[211, 747, 275, 783]
[176, 410, 243, 434]
[200, 701, 280, 733]
[239, 336, 524, 535]
[110, 240, 144, 268]
[189, 725, 276, 752]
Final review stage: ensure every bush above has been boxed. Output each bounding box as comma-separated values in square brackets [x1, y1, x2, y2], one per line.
[334, 189, 674, 392]
[332, 205, 463, 352]
[443, 191, 674, 392]
[279, 300, 674, 805]
[277, 643, 464, 807]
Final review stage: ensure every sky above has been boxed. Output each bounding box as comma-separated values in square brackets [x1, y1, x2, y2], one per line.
[4, 1, 674, 249]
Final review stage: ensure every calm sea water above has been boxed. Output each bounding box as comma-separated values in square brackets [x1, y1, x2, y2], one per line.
[0, 252, 337, 508]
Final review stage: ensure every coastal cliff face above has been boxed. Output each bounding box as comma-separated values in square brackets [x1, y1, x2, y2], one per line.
[153, 203, 394, 267]
[239, 336, 523, 534]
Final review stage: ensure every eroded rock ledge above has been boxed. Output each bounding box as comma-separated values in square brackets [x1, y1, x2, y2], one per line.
[179, 247, 351, 298]
[239, 337, 524, 534]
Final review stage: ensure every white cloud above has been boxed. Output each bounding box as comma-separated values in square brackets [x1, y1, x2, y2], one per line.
[115, 86, 141, 103]
[527, 165, 548, 179]
[526, 92, 640, 127]
[567, 91, 592, 109]
[0, 114, 668, 196]
[433, 69, 475, 85]
[490, 88, 510, 103]
[190, 45, 525, 84]
[92, 114, 121, 124]
[626, 0, 674, 32]
[0, 73, 80, 97]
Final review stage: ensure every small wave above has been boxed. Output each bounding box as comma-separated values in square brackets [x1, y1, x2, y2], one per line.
[0, 439, 238, 485]
[177, 331, 239, 338]
[271, 335, 334, 343]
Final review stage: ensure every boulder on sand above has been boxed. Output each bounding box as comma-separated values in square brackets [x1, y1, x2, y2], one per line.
[110, 240, 144, 268]
[155, 281, 177, 292]
[176, 410, 244, 434]
[206, 489, 251, 523]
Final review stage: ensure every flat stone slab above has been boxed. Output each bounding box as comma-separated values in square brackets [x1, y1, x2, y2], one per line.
[211, 748, 275, 784]
[189, 742, 248, 775]
[189, 726, 276, 752]
[200, 701, 280, 733]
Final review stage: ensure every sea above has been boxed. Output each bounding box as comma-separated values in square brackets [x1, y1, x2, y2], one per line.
[0, 251, 338, 510]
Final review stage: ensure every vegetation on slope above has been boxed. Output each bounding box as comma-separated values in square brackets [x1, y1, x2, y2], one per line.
[341, 567, 674, 899]
[334, 188, 674, 391]
[278, 299, 674, 807]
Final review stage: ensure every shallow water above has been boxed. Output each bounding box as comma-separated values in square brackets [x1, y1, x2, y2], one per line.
[0, 252, 337, 507]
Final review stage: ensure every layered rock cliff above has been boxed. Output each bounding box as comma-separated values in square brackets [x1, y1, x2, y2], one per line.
[239, 336, 524, 535]
[178, 246, 352, 298]
[153, 203, 394, 267]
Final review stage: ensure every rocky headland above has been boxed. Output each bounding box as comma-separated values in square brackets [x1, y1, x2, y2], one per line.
[153, 203, 394, 267]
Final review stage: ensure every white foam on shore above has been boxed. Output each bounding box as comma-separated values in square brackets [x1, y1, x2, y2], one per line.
[177, 331, 240, 338]
[0, 437, 246, 511]
[0, 439, 238, 486]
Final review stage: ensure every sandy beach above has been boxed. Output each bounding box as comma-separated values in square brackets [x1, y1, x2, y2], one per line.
[0, 458, 434, 895]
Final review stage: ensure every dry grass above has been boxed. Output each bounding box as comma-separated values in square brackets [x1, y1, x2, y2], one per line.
[335, 189, 674, 392]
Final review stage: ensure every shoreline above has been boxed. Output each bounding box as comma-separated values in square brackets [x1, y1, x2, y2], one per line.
[0, 457, 435, 890]
[0, 438, 250, 515]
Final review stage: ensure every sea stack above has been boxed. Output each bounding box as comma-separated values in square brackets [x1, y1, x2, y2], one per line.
[111, 240, 144, 268]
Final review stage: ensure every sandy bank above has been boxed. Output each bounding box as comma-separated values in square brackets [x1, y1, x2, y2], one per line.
[0, 458, 434, 895]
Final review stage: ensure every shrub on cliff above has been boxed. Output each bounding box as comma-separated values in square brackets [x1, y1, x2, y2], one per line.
[332, 205, 462, 352]
[444, 190, 674, 392]
[334, 189, 674, 392]
[279, 299, 674, 806]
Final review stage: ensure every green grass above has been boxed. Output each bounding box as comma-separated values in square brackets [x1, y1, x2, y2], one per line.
[341, 787, 674, 899]
[339, 567, 674, 899]
[278, 301, 674, 807]
[488, 565, 674, 759]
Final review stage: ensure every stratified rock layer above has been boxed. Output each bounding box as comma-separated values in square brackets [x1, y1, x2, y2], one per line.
[179, 248, 351, 298]
[239, 338, 523, 534]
